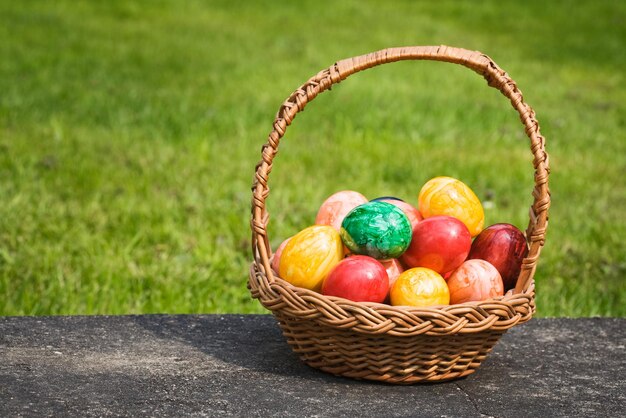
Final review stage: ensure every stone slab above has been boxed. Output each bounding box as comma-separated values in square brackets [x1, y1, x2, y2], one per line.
[0, 315, 624, 417]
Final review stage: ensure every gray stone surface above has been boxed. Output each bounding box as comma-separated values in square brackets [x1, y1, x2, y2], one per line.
[0, 315, 624, 417]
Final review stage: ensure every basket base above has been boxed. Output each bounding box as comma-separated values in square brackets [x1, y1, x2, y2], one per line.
[275, 313, 505, 384]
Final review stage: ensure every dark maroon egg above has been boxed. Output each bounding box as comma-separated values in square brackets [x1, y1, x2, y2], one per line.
[371, 196, 404, 202]
[468, 223, 529, 291]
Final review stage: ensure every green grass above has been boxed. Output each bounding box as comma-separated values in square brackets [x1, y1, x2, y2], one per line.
[1, 0, 624, 317]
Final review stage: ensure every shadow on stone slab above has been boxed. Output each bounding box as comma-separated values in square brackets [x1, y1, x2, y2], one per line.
[130, 314, 366, 384]
[130, 314, 483, 388]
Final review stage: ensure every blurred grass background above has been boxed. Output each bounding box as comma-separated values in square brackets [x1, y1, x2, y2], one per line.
[0, 0, 624, 316]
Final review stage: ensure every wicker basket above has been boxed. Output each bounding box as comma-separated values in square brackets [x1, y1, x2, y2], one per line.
[249, 46, 550, 384]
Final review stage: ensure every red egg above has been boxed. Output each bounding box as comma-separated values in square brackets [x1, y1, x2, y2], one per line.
[380, 258, 404, 289]
[322, 255, 389, 303]
[271, 237, 291, 273]
[468, 223, 529, 291]
[447, 259, 504, 304]
[401, 215, 472, 274]
[375, 198, 422, 231]
[315, 190, 368, 231]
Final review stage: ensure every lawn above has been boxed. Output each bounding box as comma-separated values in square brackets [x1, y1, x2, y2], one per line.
[1, 0, 624, 316]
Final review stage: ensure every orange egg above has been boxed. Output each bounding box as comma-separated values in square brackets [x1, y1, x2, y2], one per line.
[279, 225, 344, 291]
[418, 176, 484, 237]
[270, 237, 291, 273]
[390, 267, 450, 307]
[315, 190, 369, 231]
[447, 259, 504, 304]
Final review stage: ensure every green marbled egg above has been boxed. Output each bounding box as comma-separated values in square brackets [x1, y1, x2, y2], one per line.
[340, 201, 412, 259]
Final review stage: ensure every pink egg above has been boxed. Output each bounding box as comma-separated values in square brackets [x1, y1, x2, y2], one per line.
[447, 259, 504, 304]
[271, 237, 291, 273]
[376, 198, 422, 231]
[315, 190, 368, 231]
[380, 258, 404, 289]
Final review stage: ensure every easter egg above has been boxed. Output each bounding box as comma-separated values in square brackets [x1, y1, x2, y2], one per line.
[279, 225, 344, 291]
[418, 176, 485, 237]
[322, 255, 389, 303]
[390, 267, 450, 307]
[340, 201, 412, 259]
[271, 237, 291, 273]
[371, 196, 404, 202]
[381, 258, 404, 289]
[468, 223, 529, 291]
[401, 215, 471, 274]
[447, 259, 504, 304]
[315, 190, 369, 231]
[373, 197, 422, 231]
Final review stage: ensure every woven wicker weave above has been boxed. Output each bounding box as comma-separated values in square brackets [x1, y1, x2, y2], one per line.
[249, 46, 550, 384]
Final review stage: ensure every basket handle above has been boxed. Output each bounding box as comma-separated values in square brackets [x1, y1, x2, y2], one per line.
[251, 45, 550, 295]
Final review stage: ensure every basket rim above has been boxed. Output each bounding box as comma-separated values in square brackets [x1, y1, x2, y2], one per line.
[249, 261, 535, 337]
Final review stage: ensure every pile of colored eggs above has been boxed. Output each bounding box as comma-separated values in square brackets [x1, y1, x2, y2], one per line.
[271, 176, 529, 308]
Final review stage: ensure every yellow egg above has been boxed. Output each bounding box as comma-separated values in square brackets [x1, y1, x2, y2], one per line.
[418, 176, 485, 237]
[390, 267, 450, 307]
[278, 225, 344, 291]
